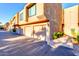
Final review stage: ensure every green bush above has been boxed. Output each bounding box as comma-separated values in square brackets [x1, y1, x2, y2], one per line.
[52, 32, 58, 39]
[75, 32, 79, 43]
[71, 28, 76, 37]
[12, 28, 16, 32]
[52, 32, 64, 39]
[0, 26, 4, 30]
[76, 35, 79, 42]
[71, 28, 75, 33]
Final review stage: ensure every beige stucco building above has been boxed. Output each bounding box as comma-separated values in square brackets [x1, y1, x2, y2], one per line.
[7, 13, 19, 32]
[3, 22, 9, 30]
[64, 5, 79, 36]
[4, 3, 79, 47]
[14, 3, 62, 43]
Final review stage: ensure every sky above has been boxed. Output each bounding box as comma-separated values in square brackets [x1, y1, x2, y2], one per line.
[0, 3, 26, 24]
[0, 3, 79, 24]
[62, 3, 79, 8]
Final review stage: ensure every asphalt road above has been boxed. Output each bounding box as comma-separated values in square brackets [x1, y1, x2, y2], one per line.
[0, 30, 75, 56]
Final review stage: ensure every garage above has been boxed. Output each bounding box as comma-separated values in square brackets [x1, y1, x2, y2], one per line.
[24, 23, 49, 41]
[24, 25, 33, 37]
[33, 25, 46, 41]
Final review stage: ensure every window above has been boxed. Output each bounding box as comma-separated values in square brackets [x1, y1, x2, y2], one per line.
[29, 4, 36, 17]
[20, 12, 24, 21]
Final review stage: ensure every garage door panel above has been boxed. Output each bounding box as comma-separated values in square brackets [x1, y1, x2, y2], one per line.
[34, 25, 46, 40]
[24, 26, 33, 37]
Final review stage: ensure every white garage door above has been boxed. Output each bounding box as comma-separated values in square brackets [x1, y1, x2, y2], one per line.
[34, 25, 46, 41]
[24, 26, 33, 37]
[24, 24, 47, 41]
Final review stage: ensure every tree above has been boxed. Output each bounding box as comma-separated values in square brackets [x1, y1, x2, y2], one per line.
[0, 25, 4, 30]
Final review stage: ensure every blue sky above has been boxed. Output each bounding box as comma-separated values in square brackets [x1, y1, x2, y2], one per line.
[62, 3, 79, 8]
[0, 3, 26, 24]
[0, 3, 79, 24]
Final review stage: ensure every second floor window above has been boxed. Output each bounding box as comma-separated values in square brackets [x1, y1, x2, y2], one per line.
[29, 4, 36, 17]
[20, 12, 24, 21]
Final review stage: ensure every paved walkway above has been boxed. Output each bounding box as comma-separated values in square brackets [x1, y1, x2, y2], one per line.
[0, 30, 75, 56]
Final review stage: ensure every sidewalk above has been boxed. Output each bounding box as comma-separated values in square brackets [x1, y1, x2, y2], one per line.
[50, 35, 73, 49]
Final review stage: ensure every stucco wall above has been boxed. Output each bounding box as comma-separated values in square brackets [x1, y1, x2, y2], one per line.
[19, 8, 27, 24]
[64, 5, 79, 36]
[44, 3, 62, 40]
[28, 3, 46, 22]
[17, 3, 62, 41]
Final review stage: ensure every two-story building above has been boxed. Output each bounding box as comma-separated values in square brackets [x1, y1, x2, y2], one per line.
[14, 3, 63, 43]
[3, 22, 9, 30]
[8, 13, 19, 33]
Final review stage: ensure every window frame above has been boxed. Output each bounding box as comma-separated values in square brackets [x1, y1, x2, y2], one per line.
[28, 4, 36, 17]
[20, 12, 24, 21]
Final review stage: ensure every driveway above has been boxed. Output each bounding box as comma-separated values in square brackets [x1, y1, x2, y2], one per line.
[0, 30, 75, 56]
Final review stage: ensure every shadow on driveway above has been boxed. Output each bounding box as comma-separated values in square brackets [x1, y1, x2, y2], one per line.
[0, 31, 75, 56]
[6, 41, 75, 56]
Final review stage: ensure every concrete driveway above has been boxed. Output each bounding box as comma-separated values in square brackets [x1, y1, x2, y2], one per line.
[0, 30, 75, 56]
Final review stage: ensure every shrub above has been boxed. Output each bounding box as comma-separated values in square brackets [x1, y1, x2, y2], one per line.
[71, 28, 76, 37]
[0, 26, 4, 30]
[52, 32, 64, 39]
[75, 32, 79, 43]
[52, 32, 58, 39]
[12, 28, 16, 32]
[71, 28, 75, 33]
[76, 35, 79, 42]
